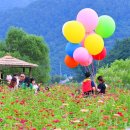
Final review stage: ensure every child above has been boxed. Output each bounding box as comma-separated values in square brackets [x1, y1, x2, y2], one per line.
[8, 78, 17, 91]
[13, 74, 20, 89]
[37, 81, 43, 92]
[97, 76, 106, 94]
[30, 78, 39, 94]
[82, 72, 93, 96]
[6, 75, 12, 84]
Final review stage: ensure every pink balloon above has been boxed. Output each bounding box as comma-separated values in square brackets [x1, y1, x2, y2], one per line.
[81, 31, 95, 47]
[80, 55, 93, 66]
[76, 8, 98, 33]
[73, 47, 90, 64]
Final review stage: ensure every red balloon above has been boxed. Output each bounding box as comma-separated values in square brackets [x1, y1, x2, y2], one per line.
[64, 55, 79, 68]
[92, 47, 107, 60]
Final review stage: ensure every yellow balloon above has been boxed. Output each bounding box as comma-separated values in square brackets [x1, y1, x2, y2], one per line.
[84, 34, 104, 55]
[62, 21, 85, 43]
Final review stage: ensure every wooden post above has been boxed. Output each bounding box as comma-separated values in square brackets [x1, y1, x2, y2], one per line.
[0, 71, 1, 80]
[23, 68, 25, 73]
[29, 67, 32, 77]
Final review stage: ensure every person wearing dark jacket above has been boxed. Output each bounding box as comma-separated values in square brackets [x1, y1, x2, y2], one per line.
[97, 76, 106, 94]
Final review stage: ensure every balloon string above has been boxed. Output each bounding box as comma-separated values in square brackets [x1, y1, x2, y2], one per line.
[97, 61, 100, 72]
[85, 66, 89, 72]
[92, 61, 95, 77]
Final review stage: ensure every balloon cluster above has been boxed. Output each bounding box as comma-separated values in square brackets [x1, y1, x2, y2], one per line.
[62, 8, 116, 68]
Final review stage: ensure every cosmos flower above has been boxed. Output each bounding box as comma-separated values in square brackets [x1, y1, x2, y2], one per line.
[117, 112, 123, 117]
[0, 118, 3, 122]
[53, 119, 60, 123]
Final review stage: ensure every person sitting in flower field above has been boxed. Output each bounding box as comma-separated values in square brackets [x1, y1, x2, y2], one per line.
[13, 74, 19, 89]
[21, 77, 31, 89]
[6, 74, 12, 84]
[97, 76, 106, 94]
[30, 78, 39, 94]
[82, 72, 96, 97]
[19, 73, 26, 87]
[8, 77, 17, 90]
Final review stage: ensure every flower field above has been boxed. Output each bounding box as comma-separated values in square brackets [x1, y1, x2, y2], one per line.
[0, 85, 130, 130]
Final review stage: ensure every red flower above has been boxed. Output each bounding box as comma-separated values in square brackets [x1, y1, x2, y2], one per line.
[69, 112, 73, 115]
[117, 112, 123, 117]
[2, 96, 5, 99]
[100, 110, 104, 113]
[84, 123, 88, 126]
[0, 102, 4, 105]
[53, 119, 60, 123]
[7, 116, 13, 119]
[25, 112, 30, 115]
[20, 100, 25, 105]
[77, 123, 82, 126]
[11, 102, 15, 105]
[15, 99, 19, 103]
[80, 118, 84, 122]
[14, 110, 19, 113]
[20, 119, 28, 124]
[46, 124, 52, 127]
[103, 115, 110, 120]
[51, 114, 55, 117]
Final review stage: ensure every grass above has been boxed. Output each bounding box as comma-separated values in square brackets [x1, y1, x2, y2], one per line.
[0, 84, 130, 130]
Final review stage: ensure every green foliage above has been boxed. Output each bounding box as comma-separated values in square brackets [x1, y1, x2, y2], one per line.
[0, 27, 50, 83]
[98, 59, 130, 88]
[103, 38, 130, 65]
[50, 75, 65, 84]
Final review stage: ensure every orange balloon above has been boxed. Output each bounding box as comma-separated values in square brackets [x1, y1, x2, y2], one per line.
[64, 55, 79, 68]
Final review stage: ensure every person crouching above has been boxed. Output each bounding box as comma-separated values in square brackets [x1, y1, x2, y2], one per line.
[8, 78, 17, 91]
[82, 72, 93, 97]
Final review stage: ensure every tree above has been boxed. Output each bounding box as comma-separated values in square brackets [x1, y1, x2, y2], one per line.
[1, 27, 50, 83]
[97, 59, 130, 88]
[103, 38, 130, 65]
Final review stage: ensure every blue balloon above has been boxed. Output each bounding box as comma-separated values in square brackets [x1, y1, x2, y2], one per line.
[65, 43, 81, 57]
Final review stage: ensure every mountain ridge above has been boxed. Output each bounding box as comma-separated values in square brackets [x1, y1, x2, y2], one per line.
[0, 0, 130, 74]
[0, 0, 36, 11]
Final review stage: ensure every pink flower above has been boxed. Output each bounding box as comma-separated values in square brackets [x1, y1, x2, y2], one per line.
[15, 118, 19, 121]
[42, 128, 46, 130]
[20, 119, 28, 124]
[69, 93, 75, 97]
[90, 128, 96, 130]
[0, 118, 3, 122]
[62, 114, 68, 118]
[53, 119, 60, 123]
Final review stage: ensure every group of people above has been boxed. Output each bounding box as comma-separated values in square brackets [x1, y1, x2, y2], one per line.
[82, 72, 106, 97]
[7, 73, 40, 93]
[6, 72, 106, 96]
